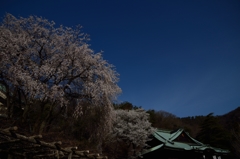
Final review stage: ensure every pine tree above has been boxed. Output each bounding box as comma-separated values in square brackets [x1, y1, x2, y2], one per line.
[196, 113, 231, 149]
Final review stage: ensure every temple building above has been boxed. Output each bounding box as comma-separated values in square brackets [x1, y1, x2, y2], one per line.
[140, 129, 230, 159]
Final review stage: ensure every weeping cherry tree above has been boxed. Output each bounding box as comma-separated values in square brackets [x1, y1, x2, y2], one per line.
[0, 13, 121, 133]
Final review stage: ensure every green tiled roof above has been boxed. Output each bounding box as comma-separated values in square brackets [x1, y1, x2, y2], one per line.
[142, 129, 230, 155]
[141, 144, 164, 155]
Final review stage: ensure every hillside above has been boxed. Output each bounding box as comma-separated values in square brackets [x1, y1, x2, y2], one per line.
[220, 106, 240, 130]
[180, 107, 240, 134]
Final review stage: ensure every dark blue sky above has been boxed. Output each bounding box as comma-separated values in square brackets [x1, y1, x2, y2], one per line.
[1, 0, 240, 117]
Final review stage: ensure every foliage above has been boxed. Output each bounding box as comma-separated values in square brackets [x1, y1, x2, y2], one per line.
[73, 103, 111, 150]
[147, 110, 189, 131]
[147, 110, 178, 128]
[231, 124, 240, 158]
[180, 115, 206, 137]
[113, 101, 141, 110]
[196, 113, 231, 149]
[0, 13, 121, 133]
[105, 108, 155, 159]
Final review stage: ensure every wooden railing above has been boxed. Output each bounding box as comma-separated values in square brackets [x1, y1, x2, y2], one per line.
[0, 126, 107, 159]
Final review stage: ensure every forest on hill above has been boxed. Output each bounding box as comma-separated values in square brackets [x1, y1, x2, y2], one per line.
[147, 104, 240, 158]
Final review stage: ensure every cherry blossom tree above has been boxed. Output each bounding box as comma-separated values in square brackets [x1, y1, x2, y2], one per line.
[107, 108, 155, 159]
[0, 13, 121, 133]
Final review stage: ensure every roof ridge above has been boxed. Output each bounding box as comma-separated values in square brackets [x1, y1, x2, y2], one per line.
[169, 128, 183, 141]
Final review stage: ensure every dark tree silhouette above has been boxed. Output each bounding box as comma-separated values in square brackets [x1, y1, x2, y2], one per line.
[196, 113, 231, 149]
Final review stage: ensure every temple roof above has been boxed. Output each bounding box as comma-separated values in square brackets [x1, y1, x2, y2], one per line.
[141, 129, 230, 155]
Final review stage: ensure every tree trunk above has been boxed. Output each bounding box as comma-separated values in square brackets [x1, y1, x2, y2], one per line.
[5, 85, 12, 118]
[22, 104, 30, 122]
[33, 103, 55, 134]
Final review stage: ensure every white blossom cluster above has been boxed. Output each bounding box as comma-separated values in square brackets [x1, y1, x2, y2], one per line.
[0, 14, 121, 116]
[112, 109, 155, 148]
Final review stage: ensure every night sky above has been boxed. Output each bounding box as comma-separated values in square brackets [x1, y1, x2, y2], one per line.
[1, 0, 240, 117]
